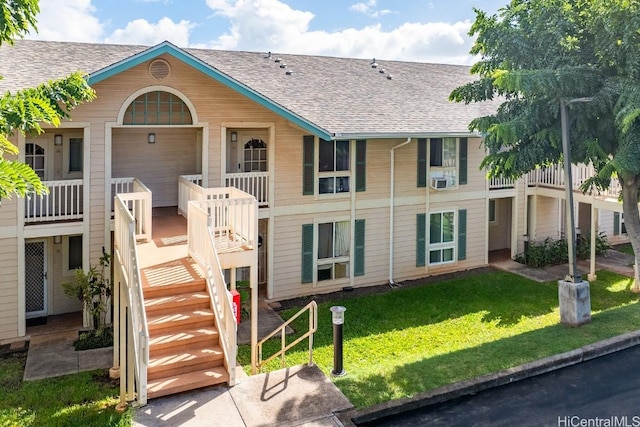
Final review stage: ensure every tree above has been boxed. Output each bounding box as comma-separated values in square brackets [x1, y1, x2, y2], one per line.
[0, 0, 95, 200]
[450, 0, 640, 291]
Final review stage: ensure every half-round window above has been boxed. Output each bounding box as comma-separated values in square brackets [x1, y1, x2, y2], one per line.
[123, 91, 193, 125]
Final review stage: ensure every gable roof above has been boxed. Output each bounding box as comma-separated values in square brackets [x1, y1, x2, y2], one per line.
[0, 39, 497, 139]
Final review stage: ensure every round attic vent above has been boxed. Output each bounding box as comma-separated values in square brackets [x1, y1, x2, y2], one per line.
[149, 59, 171, 80]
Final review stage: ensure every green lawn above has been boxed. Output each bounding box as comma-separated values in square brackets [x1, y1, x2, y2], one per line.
[614, 243, 635, 257]
[0, 351, 131, 427]
[239, 270, 640, 408]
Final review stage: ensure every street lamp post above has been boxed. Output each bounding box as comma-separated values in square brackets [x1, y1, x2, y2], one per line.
[559, 97, 592, 325]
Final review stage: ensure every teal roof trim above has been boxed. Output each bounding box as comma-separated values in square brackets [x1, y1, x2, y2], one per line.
[87, 41, 332, 140]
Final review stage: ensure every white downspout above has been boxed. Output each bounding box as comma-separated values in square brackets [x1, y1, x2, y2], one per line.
[389, 138, 413, 286]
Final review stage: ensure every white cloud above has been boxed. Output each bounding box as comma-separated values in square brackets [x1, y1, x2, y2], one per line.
[27, 0, 105, 42]
[350, 1, 392, 18]
[206, 0, 475, 64]
[104, 17, 195, 47]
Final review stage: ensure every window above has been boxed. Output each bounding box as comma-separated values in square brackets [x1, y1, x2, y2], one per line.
[63, 235, 83, 275]
[429, 138, 457, 187]
[25, 143, 46, 179]
[243, 138, 267, 172]
[489, 199, 497, 224]
[301, 219, 365, 284]
[429, 211, 455, 265]
[317, 221, 350, 281]
[123, 91, 192, 125]
[319, 139, 350, 194]
[69, 138, 83, 172]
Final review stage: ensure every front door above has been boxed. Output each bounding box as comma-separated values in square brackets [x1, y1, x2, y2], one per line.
[25, 240, 48, 318]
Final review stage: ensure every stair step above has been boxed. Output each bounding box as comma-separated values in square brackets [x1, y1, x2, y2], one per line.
[147, 366, 229, 399]
[147, 308, 214, 333]
[145, 291, 210, 314]
[148, 326, 220, 355]
[148, 344, 225, 380]
[143, 279, 207, 299]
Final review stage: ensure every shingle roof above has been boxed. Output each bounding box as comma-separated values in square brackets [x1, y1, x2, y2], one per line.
[0, 39, 496, 137]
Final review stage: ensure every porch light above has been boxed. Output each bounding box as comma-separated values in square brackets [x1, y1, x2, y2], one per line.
[147, 133, 155, 144]
[53, 235, 62, 244]
[54, 135, 63, 146]
[231, 131, 238, 142]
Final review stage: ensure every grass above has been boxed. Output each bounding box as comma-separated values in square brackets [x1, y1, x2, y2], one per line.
[614, 243, 635, 257]
[0, 351, 131, 426]
[238, 270, 640, 408]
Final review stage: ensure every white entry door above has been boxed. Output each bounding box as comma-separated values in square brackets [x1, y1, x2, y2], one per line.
[25, 240, 48, 318]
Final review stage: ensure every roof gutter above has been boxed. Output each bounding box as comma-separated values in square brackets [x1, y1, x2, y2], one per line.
[332, 131, 480, 140]
[389, 137, 414, 287]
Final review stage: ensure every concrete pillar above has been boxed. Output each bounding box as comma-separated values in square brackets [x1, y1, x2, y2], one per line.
[558, 279, 591, 326]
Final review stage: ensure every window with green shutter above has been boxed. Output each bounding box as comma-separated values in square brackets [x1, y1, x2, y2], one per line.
[459, 138, 468, 185]
[417, 139, 427, 187]
[458, 209, 467, 260]
[303, 136, 315, 195]
[354, 219, 365, 276]
[356, 140, 366, 192]
[416, 213, 426, 267]
[301, 224, 314, 283]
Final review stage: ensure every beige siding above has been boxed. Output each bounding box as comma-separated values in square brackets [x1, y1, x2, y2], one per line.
[533, 196, 560, 241]
[352, 208, 391, 288]
[0, 238, 18, 340]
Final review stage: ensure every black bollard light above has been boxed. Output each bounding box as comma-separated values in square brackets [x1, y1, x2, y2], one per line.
[330, 306, 346, 377]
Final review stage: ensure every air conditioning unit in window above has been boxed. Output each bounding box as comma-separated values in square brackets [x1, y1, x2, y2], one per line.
[430, 177, 448, 189]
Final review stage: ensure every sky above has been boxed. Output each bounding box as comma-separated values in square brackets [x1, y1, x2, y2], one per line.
[26, 0, 507, 65]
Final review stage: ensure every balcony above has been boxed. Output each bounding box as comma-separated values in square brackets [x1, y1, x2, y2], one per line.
[25, 179, 83, 223]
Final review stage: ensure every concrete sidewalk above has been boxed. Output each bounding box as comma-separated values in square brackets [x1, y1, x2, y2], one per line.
[133, 364, 352, 427]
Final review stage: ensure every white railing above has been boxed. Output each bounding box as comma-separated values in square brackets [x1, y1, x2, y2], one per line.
[187, 200, 237, 386]
[226, 172, 269, 207]
[527, 163, 622, 199]
[114, 194, 149, 406]
[24, 179, 83, 223]
[114, 179, 152, 242]
[256, 301, 318, 372]
[488, 175, 514, 190]
[178, 178, 257, 252]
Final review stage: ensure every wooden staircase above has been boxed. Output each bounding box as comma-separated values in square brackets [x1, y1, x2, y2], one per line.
[142, 275, 230, 399]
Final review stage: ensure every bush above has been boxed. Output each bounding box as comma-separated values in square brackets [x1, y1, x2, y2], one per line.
[516, 231, 611, 267]
[75, 327, 113, 351]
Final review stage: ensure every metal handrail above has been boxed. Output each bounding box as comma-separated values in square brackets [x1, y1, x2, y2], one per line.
[256, 301, 318, 372]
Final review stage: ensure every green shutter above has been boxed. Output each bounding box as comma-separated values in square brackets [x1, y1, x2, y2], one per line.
[458, 209, 467, 260]
[614, 212, 620, 236]
[417, 138, 427, 187]
[356, 139, 366, 192]
[301, 224, 314, 283]
[459, 138, 468, 185]
[354, 219, 365, 276]
[303, 135, 315, 195]
[416, 213, 426, 267]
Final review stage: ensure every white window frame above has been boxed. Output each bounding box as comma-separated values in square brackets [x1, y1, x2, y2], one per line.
[315, 218, 351, 283]
[429, 137, 458, 189]
[428, 210, 456, 266]
[317, 139, 351, 196]
[489, 199, 497, 224]
[62, 234, 83, 276]
[63, 134, 84, 179]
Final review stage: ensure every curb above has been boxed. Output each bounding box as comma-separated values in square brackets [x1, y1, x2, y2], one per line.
[338, 330, 640, 426]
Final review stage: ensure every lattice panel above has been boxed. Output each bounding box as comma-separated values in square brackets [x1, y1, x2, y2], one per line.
[25, 242, 45, 314]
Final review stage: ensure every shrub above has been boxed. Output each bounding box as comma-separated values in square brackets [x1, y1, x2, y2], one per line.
[75, 326, 113, 351]
[516, 231, 611, 267]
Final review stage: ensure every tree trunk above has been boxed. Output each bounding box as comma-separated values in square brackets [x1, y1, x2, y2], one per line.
[620, 175, 640, 292]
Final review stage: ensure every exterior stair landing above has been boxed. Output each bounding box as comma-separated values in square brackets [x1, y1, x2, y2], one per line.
[142, 259, 229, 399]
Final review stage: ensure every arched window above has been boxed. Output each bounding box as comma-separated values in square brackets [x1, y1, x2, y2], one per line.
[25, 143, 46, 179]
[123, 91, 193, 125]
[243, 138, 267, 172]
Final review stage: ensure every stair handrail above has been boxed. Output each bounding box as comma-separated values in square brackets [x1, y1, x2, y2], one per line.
[187, 200, 237, 386]
[256, 301, 318, 372]
[114, 195, 149, 405]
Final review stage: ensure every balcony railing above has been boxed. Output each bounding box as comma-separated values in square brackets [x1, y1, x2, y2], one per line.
[25, 179, 83, 223]
[226, 172, 269, 207]
[488, 175, 515, 190]
[527, 163, 622, 199]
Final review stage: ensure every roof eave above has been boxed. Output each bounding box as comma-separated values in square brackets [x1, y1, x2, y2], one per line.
[330, 131, 483, 140]
[87, 41, 332, 140]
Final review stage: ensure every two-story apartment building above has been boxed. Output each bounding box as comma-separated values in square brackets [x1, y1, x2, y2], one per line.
[0, 40, 627, 401]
